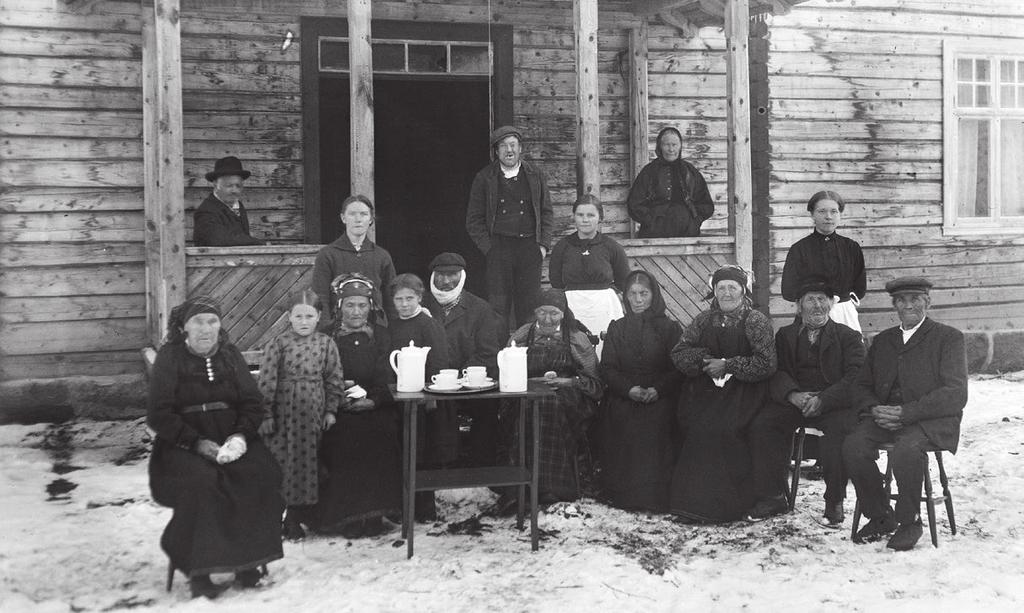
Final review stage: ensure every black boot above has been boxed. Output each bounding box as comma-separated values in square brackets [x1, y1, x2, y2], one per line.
[189, 575, 229, 599]
[282, 510, 306, 541]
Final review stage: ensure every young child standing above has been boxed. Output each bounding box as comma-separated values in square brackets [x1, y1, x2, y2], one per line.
[258, 289, 346, 540]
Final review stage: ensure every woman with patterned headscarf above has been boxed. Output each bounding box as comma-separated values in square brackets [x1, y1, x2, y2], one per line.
[669, 266, 777, 523]
[314, 274, 401, 538]
[147, 296, 284, 598]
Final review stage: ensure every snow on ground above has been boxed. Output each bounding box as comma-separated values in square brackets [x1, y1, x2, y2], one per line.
[1, 373, 1023, 612]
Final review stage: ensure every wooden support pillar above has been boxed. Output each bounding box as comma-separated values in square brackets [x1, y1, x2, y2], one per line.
[627, 18, 649, 238]
[725, 0, 753, 274]
[574, 0, 600, 200]
[349, 0, 374, 238]
[142, 0, 186, 346]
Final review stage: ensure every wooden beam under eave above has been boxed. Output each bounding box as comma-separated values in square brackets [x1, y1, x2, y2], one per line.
[574, 0, 600, 200]
[142, 0, 186, 345]
[632, 0, 701, 15]
[349, 0, 374, 236]
[725, 0, 753, 275]
[628, 20, 649, 239]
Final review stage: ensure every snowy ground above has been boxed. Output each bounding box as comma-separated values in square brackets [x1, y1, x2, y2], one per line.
[1, 374, 1023, 613]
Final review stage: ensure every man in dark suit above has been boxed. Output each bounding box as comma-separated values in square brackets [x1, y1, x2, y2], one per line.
[422, 252, 503, 465]
[746, 279, 865, 524]
[193, 156, 264, 246]
[844, 276, 968, 551]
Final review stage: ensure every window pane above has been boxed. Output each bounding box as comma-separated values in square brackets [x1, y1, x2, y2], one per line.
[408, 44, 447, 72]
[1001, 85, 1016, 108]
[373, 43, 405, 71]
[976, 59, 990, 80]
[1019, 61, 1024, 83]
[959, 84, 974, 107]
[320, 40, 349, 71]
[1019, 86, 1024, 108]
[958, 58, 973, 80]
[1000, 119, 1024, 216]
[1001, 60, 1015, 82]
[451, 45, 489, 74]
[977, 84, 991, 107]
[957, 118, 991, 217]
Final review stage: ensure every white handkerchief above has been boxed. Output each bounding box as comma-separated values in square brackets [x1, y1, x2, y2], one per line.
[346, 384, 367, 399]
[712, 373, 733, 388]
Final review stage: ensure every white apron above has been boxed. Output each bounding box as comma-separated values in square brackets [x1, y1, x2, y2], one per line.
[565, 288, 624, 359]
[830, 294, 862, 333]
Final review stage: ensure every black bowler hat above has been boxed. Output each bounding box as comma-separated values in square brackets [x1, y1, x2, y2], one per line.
[429, 252, 467, 273]
[885, 276, 933, 296]
[796, 278, 837, 300]
[205, 156, 251, 182]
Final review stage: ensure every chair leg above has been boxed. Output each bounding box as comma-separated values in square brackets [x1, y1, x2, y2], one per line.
[922, 456, 939, 547]
[788, 428, 806, 512]
[935, 451, 957, 535]
[166, 561, 175, 592]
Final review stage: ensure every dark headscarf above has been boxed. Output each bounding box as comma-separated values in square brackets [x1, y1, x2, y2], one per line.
[165, 295, 228, 345]
[621, 270, 669, 341]
[532, 287, 594, 344]
[705, 265, 754, 313]
[654, 126, 684, 161]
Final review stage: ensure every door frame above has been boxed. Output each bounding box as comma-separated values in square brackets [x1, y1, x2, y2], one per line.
[300, 18, 513, 243]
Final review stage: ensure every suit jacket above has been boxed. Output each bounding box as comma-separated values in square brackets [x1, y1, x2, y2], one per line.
[851, 317, 968, 452]
[423, 291, 501, 378]
[465, 160, 554, 253]
[769, 319, 865, 413]
[193, 194, 262, 246]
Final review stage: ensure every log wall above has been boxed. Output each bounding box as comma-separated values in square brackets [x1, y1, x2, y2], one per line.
[766, 0, 1024, 334]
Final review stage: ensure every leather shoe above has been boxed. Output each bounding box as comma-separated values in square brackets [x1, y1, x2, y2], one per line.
[853, 510, 897, 544]
[189, 575, 229, 599]
[823, 501, 845, 527]
[886, 520, 924, 551]
[235, 567, 265, 588]
[745, 495, 788, 521]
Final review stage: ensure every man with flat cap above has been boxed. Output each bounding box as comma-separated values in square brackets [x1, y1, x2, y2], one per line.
[745, 278, 865, 524]
[844, 277, 967, 551]
[194, 156, 264, 247]
[466, 125, 553, 330]
[422, 252, 503, 465]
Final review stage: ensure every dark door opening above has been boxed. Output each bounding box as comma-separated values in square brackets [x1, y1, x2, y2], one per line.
[319, 77, 490, 297]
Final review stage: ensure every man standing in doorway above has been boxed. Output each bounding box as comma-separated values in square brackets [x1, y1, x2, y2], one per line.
[194, 156, 264, 246]
[466, 126, 553, 329]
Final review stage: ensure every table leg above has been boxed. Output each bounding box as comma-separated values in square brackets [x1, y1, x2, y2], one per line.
[402, 402, 410, 540]
[531, 399, 540, 551]
[517, 397, 526, 530]
[406, 402, 418, 560]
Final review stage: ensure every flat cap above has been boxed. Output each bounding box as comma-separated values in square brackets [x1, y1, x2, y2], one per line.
[489, 125, 523, 147]
[796, 278, 836, 300]
[429, 252, 466, 273]
[885, 276, 933, 296]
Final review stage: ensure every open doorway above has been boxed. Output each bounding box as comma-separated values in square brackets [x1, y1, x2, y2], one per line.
[318, 77, 490, 295]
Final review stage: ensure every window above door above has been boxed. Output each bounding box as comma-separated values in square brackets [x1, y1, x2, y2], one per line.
[319, 37, 491, 76]
[943, 40, 1024, 235]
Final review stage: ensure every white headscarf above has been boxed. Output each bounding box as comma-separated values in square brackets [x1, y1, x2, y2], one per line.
[430, 270, 466, 306]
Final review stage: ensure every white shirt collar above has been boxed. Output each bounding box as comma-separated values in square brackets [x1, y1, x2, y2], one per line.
[500, 162, 522, 179]
[901, 317, 926, 343]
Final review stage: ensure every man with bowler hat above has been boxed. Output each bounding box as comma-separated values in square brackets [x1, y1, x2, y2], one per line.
[844, 277, 967, 551]
[466, 126, 553, 329]
[194, 156, 264, 246]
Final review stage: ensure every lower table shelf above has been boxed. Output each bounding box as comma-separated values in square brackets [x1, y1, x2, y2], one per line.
[415, 467, 531, 491]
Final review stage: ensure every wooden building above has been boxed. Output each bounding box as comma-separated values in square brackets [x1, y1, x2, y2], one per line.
[1, 0, 1022, 412]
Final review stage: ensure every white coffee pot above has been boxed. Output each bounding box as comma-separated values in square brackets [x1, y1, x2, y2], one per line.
[389, 341, 431, 392]
[497, 341, 529, 393]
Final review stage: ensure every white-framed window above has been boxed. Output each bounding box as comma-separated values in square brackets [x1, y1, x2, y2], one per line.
[318, 37, 491, 76]
[943, 40, 1024, 235]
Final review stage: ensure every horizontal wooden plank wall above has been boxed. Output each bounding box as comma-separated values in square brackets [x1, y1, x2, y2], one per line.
[766, 0, 1024, 334]
[0, 0, 148, 380]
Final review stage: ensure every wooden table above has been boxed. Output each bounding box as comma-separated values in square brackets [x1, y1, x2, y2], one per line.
[391, 381, 555, 559]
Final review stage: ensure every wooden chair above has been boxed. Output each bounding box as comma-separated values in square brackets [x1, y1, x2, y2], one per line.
[786, 426, 824, 511]
[849, 443, 957, 547]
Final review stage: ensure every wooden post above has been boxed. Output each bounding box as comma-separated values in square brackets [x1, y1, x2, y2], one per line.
[142, 0, 187, 345]
[627, 19, 649, 238]
[574, 0, 600, 200]
[725, 0, 753, 274]
[349, 0, 375, 238]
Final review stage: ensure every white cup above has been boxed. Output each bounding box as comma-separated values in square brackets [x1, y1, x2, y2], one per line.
[431, 369, 460, 389]
[463, 366, 488, 385]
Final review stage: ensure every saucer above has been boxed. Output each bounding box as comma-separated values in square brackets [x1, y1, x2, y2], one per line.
[427, 383, 461, 392]
[461, 378, 495, 389]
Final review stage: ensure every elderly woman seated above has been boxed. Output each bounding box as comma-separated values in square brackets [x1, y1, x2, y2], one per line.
[147, 296, 284, 599]
[502, 288, 604, 504]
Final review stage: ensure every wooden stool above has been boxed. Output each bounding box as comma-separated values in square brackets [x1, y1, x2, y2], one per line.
[787, 426, 824, 511]
[850, 444, 957, 547]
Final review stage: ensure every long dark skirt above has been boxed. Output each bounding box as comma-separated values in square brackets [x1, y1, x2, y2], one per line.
[670, 378, 764, 522]
[149, 441, 284, 577]
[598, 394, 676, 512]
[315, 406, 402, 530]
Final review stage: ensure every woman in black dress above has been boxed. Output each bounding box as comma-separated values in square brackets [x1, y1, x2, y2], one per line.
[147, 296, 284, 599]
[315, 274, 402, 538]
[598, 270, 683, 512]
[669, 266, 777, 522]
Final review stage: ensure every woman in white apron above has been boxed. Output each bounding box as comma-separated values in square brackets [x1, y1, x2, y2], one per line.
[548, 195, 630, 357]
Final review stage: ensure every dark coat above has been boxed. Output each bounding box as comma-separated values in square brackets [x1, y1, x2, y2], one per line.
[626, 158, 714, 238]
[769, 319, 865, 413]
[781, 231, 866, 302]
[423, 290, 501, 378]
[851, 317, 968, 452]
[312, 234, 396, 318]
[193, 194, 262, 246]
[466, 160, 554, 253]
